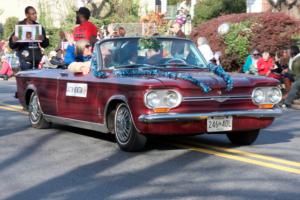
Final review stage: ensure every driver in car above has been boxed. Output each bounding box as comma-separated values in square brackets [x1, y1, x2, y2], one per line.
[171, 41, 185, 60]
[145, 49, 163, 65]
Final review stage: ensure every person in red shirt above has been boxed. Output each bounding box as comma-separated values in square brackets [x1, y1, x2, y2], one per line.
[257, 52, 274, 76]
[73, 7, 98, 46]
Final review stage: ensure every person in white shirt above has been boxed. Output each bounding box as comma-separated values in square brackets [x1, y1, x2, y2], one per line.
[197, 37, 214, 63]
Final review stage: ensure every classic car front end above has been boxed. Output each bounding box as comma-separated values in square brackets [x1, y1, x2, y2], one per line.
[125, 73, 282, 140]
[15, 37, 282, 152]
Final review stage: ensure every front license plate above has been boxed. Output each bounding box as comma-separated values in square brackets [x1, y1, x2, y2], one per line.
[207, 116, 233, 132]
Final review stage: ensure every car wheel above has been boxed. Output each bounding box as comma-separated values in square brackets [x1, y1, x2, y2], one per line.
[114, 103, 147, 152]
[28, 92, 50, 129]
[226, 130, 260, 145]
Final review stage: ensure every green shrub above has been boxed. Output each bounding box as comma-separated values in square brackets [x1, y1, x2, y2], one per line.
[224, 21, 252, 65]
[4, 17, 19, 39]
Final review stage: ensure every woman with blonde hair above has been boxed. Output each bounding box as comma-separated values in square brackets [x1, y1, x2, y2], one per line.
[64, 39, 93, 75]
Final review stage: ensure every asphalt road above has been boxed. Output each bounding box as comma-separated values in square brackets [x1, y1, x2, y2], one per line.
[0, 79, 300, 200]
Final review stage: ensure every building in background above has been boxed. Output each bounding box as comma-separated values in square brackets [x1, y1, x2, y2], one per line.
[246, 0, 271, 13]
[247, 0, 300, 19]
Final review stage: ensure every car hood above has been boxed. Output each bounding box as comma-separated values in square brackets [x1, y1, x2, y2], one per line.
[153, 71, 279, 90]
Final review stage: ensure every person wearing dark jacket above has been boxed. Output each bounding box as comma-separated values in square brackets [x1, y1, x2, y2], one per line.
[9, 6, 49, 70]
[284, 45, 300, 109]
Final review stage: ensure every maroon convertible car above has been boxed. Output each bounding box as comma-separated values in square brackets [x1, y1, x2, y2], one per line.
[16, 37, 282, 151]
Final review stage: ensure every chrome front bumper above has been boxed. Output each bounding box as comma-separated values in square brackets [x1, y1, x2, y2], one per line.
[138, 108, 282, 123]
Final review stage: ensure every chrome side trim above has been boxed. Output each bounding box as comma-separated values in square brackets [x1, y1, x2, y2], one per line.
[138, 108, 282, 123]
[183, 95, 251, 102]
[44, 115, 109, 133]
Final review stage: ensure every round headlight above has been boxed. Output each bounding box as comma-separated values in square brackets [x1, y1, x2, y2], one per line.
[252, 88, 265, 104]
[146, 91, 160, 108]
[165, 91, 181, 107]
[145, 90, 182, 109]
[267, 88, 282, 104]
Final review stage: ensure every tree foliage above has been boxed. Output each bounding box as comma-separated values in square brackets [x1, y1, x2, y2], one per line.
[167, 0, 183, 5]
[105, 0, 139, 23]
[224, 21, 252, 65]
[4, 17, 19, 39]
[193, 0, 246, 25]
[0, 23, 3, 40]
[46, 27, 61, 53]
[38, 0, 53, 28]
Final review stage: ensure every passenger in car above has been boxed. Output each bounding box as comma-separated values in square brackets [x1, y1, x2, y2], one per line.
[66, 40, 92, 75]
[119, 41, 138, 65]
[65, 39, 91, 65]
[101, 47, 113, 68]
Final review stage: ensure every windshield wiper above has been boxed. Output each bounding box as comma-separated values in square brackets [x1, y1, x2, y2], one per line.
[158, 63, 201, 68]
[114, 64, 165, 70]
[114, 64, 151, 69]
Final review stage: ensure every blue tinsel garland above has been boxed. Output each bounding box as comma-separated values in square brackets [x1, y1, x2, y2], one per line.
[91, 51, 108, 78]
[91, 52, 233, 93]
[113, 69, 212, 93]
[207, 63, 234, 91]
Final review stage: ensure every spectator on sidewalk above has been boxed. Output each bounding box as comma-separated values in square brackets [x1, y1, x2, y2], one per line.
[257, 52, 274, 76]
[97, 28, 104, 40]
[107, 24, 119, 38]
[118, 27, 126, 37]
[73, 7, 98, 46]
[243, 49, 260, 75]
[9, 6, 49, 70]
[284, 45, 300, 109]
[170, 22, 186, 38]
[271, 49, 293, 95]
[197, 37, 214, 63]
[55, 30, 68, 58]
[0, 40, 6, 56]
[0, 56, 13, 80]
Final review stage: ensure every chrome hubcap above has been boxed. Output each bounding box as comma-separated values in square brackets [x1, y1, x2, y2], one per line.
[29, 95, 41, 123]
[115, 106, 132, 144]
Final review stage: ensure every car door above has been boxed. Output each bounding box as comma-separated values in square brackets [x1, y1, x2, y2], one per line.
[56, 70, 101, 123]
[34, 70, 59, 116]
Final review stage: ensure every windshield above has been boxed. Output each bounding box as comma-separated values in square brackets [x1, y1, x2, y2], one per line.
[98, 38, 207, 69]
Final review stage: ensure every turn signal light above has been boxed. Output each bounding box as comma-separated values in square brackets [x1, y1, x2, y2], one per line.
[153, 108, 170, 113]
[259, 104, 274, 109]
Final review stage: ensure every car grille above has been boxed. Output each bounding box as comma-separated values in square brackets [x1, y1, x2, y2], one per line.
[183, 95, 251, 103]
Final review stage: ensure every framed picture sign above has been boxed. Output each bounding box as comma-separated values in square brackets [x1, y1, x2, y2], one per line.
[15, 24, 42, 42]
